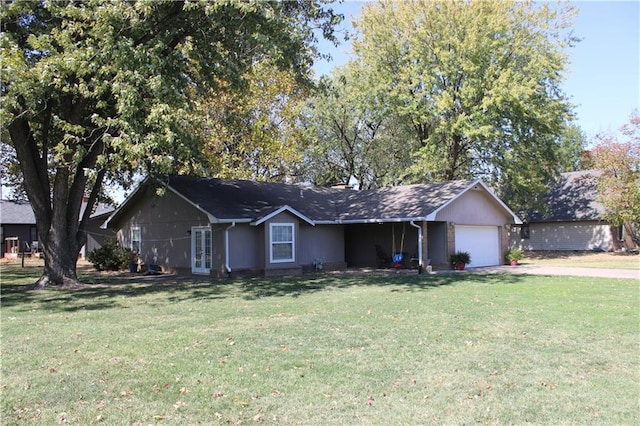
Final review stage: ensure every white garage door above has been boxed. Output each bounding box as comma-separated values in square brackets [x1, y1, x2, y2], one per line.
[455, 225, 500, 267]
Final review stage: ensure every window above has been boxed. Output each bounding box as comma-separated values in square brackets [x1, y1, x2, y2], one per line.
[616, 225, 624, 241]
[520, 224, 530, 239]
[131, 226, 141, 253]
[270, 223, 294, 263]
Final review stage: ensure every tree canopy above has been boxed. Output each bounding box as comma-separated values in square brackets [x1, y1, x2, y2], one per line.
[0, 0, 340, 287]
[346, 0, 580, 210]
[300, 62, 417, 189]
[198, 59, 310, 182]
[591, 111, 640, 230]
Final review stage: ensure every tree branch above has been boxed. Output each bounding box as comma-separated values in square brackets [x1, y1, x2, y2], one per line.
[133, 1, 186, 48]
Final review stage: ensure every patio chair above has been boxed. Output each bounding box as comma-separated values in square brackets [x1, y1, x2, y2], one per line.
[375, 245, 393, 269]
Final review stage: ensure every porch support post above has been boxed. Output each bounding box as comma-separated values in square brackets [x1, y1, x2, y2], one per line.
[225, 222, 235, 274]
[410, 221, 428, 273]
[422, 221, 429, 268]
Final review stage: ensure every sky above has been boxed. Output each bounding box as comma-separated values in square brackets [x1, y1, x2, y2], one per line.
[313, 1, 640, 142]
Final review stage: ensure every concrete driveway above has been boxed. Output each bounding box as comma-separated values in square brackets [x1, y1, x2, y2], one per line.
[465, 265, 639, 280]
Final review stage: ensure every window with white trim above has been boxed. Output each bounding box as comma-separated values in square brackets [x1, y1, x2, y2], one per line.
[131, 226, 141, 254]
[270, 223, 294, 263]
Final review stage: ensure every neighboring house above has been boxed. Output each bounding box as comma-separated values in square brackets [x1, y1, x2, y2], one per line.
[509, 170, 636, 252]
[104, 175, 522, 276]
[81, 203, 117, 259]
[0, 200, 38, 257]
[0, 198, 115, 258]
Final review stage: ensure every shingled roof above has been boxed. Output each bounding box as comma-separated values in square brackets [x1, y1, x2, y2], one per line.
[165, 175, 341, 223]
[155, 176, 496, 224]
[1, 199, 114, 226]
[0, 200, 36, 225]
[335, 180, 477, 222]
[529, 170, 605, 222]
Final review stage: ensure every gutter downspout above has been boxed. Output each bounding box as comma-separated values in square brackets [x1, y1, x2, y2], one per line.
[225, 222, 235, 274]
[409, 221, 424, 274]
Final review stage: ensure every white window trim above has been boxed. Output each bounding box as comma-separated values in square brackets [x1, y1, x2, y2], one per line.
[269, 223, 295, 263]
[131, 226, 141, 253]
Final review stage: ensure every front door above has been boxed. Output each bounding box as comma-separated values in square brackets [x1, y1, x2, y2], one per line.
[191, 226, 212, 274]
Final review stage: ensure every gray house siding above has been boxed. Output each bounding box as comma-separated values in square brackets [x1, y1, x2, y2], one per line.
[112, 187, 209, 271]
[427, 222, 448, 267]
[434, 188, 512, 226]
[299, 224, 345, 268]
[226, 224, 262, 273]
[223, 217, 345, 276]
[510, 220, 615, 251]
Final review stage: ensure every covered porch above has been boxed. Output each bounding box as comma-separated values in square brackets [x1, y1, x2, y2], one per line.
[344, 221, 451, 271]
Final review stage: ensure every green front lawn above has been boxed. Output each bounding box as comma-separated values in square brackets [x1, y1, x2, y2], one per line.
[1, 265, 638, 424]
[522, 251, 640, 269]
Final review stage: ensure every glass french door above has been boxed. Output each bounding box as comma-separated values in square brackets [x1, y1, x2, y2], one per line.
[191, 227, 212, 274]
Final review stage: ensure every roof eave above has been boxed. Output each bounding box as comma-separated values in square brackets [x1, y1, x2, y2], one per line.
[337, 216, 428, 224]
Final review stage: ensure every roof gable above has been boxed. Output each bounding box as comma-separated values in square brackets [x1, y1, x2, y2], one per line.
[251, 205, 315, 226]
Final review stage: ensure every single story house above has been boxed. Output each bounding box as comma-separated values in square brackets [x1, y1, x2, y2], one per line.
[104, 175, 522, 276]
[0, 198, 115, 258]
[0, 199, 38, 257]
[509, 170, 636, 252]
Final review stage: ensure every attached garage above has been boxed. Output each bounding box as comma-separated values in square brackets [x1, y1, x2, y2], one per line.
[455, 225, 501, 267]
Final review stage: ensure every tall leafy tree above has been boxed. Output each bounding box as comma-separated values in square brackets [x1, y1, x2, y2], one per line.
[1, 0, 340, 287]
[199, 60, 310, 182]
[591, 111, 640, 234]
[352, 0, 579, 210]
[301, 62, 417, 189]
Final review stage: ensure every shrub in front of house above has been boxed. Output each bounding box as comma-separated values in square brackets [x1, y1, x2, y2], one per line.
[505, 248, 524, 264]
[87, 238, 135, 271]
[450, 251, 471, 269]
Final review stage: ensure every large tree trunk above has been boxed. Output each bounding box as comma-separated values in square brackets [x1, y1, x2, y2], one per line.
[9, 111, 98, 289]
[34, 227, 82, 288]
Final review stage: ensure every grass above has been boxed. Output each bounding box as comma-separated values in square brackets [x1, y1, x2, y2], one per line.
[1, 263, 638, 425]
[521, 250, 639, 269]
